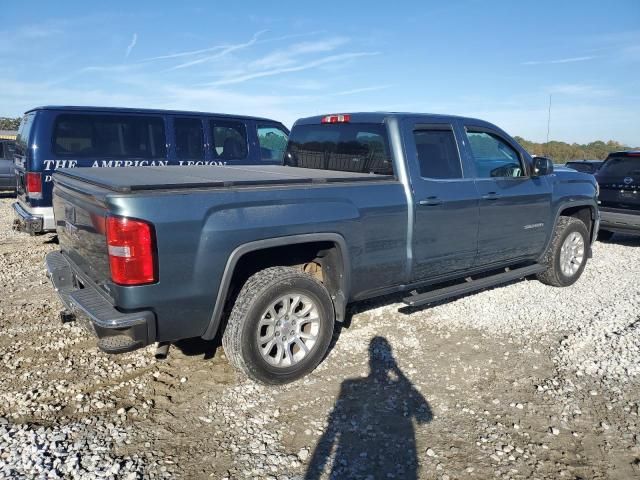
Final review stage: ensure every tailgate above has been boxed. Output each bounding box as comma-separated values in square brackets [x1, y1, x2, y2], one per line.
[598, 175, 640, 211]
[53, 177, 112, 288]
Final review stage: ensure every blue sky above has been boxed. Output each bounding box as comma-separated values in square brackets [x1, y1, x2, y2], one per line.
[1, 0, 639, 145]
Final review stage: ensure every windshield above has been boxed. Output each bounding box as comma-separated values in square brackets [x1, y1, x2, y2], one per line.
[599, 156, 640, 177]
[284, 123, 393, 175]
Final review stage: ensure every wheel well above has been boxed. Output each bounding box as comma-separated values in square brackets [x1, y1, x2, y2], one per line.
[225, 241, 347, 322]
[559, 205, 594, 238]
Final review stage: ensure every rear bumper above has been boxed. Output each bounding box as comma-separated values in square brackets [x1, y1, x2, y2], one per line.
[12, 201, 55, 234]
[45, 251, 156, 353]
[599, 207, 640, 235]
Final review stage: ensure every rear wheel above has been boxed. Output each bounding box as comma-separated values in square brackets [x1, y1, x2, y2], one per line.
[537, 216, 589, 287]
[597, 229, 614, 241]
[222, 266, 335, 384]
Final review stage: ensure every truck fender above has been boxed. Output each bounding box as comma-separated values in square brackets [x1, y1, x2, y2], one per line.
[201, 233, 351, 341]
[539, 202, 598, 261]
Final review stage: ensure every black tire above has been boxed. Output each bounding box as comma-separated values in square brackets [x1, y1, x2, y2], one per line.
[597, 229, 614, 241]
[222, 266, 335, 385]
[537, 216, 589, 287]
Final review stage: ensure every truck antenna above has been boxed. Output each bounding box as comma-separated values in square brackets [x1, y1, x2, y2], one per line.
[546, 94, 552, 153]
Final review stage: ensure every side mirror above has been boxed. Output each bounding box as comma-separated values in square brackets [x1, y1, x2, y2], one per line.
[532, 156, 554, 176]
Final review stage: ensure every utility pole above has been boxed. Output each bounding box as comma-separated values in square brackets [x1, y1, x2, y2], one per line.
[546, 94, 552, 155]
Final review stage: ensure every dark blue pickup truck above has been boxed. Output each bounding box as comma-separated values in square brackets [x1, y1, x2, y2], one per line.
[45, 112, 599, 384]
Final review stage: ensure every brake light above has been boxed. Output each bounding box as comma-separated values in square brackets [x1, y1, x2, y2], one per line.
[106, 216, 156, 285]
[321, 114, 351, 124]
[26, 172, 42, 199]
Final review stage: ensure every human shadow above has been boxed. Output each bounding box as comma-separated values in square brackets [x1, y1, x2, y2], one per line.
[305, 336, 432, 480]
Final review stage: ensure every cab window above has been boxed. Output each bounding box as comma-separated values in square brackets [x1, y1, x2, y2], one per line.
[466, 130, 524, 178]
[257, 125, 288, 162]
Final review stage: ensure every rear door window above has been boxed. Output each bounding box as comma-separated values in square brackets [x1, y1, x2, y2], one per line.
[413, 128, 462, 179]
[16, 113, 35, 149]
[285, 123, 393, 175]
[257, 125, 288, 162]
[174, 117, 205, 160]
[53, 114, 167, 158]
[210, 120, 248, 160]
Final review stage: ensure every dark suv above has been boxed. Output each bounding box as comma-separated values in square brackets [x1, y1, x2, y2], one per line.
[565, 160, 603, 174]
[596, 151, 640, 239]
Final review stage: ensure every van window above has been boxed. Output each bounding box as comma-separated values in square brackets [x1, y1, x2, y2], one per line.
[210, 120, 248, 160]
[174, 118, 205, 160]
[53, 114, 167, 158]
[413, 128, 462, 179]
[258, 125, 288, 162]
[284, 123, 393, 175]
[16, 113, 35, 148]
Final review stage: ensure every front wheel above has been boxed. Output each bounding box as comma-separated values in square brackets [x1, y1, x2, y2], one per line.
[222, 266, 335, 385]
[537, 216, 589, 287]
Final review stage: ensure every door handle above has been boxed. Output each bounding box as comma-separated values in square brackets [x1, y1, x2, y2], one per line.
[481, 192, 500, 200]
[419, 196, 443, 206]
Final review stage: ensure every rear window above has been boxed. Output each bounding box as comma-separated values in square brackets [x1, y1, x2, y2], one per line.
[284, 123, 393, 175]
[53, 114, 167, 158]
[16, 113, 35, 148]
[566, 162, 598, 174]
[600, 156, 640, 177]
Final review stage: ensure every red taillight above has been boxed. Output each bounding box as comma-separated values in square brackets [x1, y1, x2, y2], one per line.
[106, 216, 156, 285]
[26, 172, 42, 199]
[321, 114, 351, 124]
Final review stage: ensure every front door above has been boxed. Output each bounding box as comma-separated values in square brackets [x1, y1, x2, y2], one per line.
[402, 120, 479, 282]
[462, 127, 552, 267]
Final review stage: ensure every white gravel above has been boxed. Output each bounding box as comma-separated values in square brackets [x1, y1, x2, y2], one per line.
[1, 195, 639, 479]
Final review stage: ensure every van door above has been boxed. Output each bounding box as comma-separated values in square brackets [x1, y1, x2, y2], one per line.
[462, 126, 552, 266]
[209, 118, 251, 165]
[401, 119, 479, 281]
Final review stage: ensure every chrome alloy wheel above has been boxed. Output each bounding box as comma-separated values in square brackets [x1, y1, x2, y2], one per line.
[559, 231, 585, 277]
[256, 293, 321, 368]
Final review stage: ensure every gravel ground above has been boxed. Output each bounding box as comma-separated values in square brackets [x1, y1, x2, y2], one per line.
[1, 195, 639, 479]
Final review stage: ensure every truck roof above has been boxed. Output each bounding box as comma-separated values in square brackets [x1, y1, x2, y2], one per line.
[24, 105, 281, 123]
[294, 112, 496, 127]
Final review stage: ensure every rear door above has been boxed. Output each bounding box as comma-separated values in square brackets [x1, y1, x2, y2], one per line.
[462, 126, 552, 266]
[402, 119, 479, 281]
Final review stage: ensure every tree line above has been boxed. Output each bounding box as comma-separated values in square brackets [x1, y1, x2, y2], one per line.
[1, 115, 635, 163]
[513, 137, 636, 163]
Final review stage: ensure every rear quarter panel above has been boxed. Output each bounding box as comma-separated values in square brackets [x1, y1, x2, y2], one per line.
[106, 181, 407, 341]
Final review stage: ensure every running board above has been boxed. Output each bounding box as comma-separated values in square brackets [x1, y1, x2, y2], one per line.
[402, 264, 546, 308]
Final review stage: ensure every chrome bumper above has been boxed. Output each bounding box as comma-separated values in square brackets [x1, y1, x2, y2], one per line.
[12, 201, 55, 234]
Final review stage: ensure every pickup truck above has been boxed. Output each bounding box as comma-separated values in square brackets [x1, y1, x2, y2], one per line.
[45, 112, 600, 384]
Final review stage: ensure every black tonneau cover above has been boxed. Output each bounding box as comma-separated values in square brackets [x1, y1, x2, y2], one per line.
[54, 165, 394, 193]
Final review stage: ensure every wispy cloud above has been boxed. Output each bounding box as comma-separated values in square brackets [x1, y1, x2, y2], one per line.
[522, 55, 596, 66]
[334, 85, 391, 96]
[548, 83, 615, 97]
[169, 30, 267, 70]
[206, 52, 379, 86]
[125, 33, 138, 58]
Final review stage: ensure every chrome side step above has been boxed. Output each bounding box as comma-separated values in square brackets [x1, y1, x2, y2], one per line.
[402, 264, 546, 308]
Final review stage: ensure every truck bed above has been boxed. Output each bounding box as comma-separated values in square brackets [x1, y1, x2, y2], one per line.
[55, 165, 394, 193]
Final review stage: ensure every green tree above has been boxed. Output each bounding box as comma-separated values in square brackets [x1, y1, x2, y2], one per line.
[512, 136, 636, 163]
[0, 117, 21, 130]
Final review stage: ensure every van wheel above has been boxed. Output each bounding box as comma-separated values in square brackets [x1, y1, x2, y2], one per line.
[222, 266, 335, 385]
[537, 216, 589, 287]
